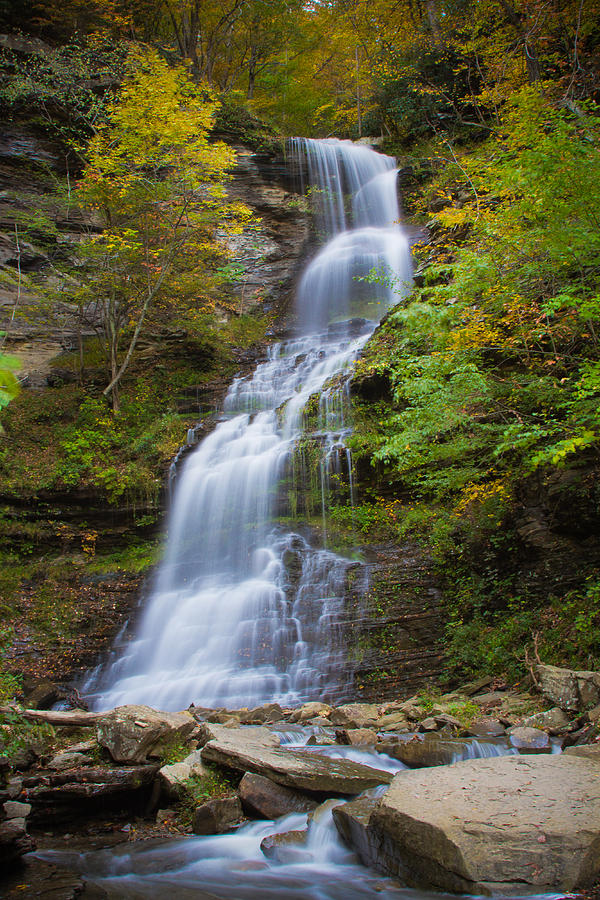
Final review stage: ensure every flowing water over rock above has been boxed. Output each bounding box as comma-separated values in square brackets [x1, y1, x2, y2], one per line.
[34, 737, 562, 900]
[86, 138, 411, 712]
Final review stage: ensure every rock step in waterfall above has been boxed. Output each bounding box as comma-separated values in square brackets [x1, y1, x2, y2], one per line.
[85, 138, 411, 712]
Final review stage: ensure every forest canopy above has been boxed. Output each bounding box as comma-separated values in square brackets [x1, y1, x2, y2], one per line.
[2, 0, 598, 138]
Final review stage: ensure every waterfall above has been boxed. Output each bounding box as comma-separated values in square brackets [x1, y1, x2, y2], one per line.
[87, 138, 411, 711]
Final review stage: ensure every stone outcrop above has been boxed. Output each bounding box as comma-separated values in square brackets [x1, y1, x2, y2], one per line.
[376, 734, 468, 768]
[197, 722, 280, 749]
[507, 726, 551, 753]
[96, 705, 199, 763]
[344, 541, 445, 701]
[536, 664, 600, 712]
[25, 765, 159, 806]
[331, 797, 380, 867]
[192, 797, 243, 835]
[260, 828, 308, 862]
[238, 772, 317, 819]
[369, 754, 600, 892]
[200, 727, 393, 794]
[158, 751, 211, 801]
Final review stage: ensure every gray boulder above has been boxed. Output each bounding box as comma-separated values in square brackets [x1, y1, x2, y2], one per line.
[289, 702, 332, 723]
[336, 728, 378, 745]
[158, 762, 193, 800]
[241, 703, 285, 725]
[238, 772, 317, 819]
[522, 708, 572, 734]
[48, 751, 94, 771]
[332, 796, 380, 868]
[466, 718, 505, 737]
[192, 797, 243, 834]
[508, 726, 552, 753]
[197, 722, 279, 749]
[371, 754, 600, 892]
[3, 801, 31, 819]
[329, 703, 379, 728]
[376, 712, 410, 732]
[377, 734, 468, 768]
[96, 705, 199, 764]
[418, 717, 439, 732]
[159, 750, 213, 800]
[260, 829, 307, 862]
[536, 664, 600, 712]
[201, 730, 392, 794]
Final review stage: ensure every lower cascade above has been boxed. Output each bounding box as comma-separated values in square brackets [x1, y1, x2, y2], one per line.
[86, 138, 411, 712]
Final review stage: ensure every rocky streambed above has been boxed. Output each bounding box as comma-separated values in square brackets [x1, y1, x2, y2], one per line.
[1, 663, 600, 899]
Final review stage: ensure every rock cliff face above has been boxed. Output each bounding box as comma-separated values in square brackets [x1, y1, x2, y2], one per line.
[348, 543, 445, 701]
[0, 97, 444, 701]
[219, 146, 310, 322]
[0, 116, 313, 688]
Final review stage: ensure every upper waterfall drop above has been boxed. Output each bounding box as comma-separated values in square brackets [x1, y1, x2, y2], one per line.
[86, 138, 412, 712]
[291, 138, 411, 333]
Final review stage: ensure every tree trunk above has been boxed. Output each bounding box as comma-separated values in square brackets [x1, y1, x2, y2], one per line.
[0, 707, 102, 726]
[247, 46, 257, 99]
[355, 46, 362, 137]
[424, 0, 441, 43]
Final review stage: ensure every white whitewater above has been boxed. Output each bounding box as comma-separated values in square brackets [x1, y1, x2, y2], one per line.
[88, 138, 411, 711]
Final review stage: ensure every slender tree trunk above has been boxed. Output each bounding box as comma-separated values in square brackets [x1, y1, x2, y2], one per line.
[355, 46, 362, 137]
[497, 0, 541, 82]
[425, 0, 441, 43]
[247, 46, 257, 99]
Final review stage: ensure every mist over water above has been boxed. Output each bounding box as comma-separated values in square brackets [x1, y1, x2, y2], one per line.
[86, 138, 412, 712]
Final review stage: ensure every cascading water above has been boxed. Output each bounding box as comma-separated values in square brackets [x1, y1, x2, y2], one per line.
[86, 138, 411, 712]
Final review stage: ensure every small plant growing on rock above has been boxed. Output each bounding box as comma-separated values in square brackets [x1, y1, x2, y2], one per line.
[177, 766, 238, 827]
[157, 733, 197, 766]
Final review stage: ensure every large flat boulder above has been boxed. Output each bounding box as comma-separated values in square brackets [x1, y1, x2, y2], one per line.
[96, 705, 199, 764]
[201, 731, 392, 794]
[197, 722, 280, 749]
[536, 664, 600, 712]
[371, 754, 600, 893]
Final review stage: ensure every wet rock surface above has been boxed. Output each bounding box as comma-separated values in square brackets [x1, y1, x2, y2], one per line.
[260, 828, 308, 862]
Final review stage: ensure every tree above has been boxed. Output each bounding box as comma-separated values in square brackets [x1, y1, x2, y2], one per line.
[71, 48, 250, 411]
[0, 351, 20, 413]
